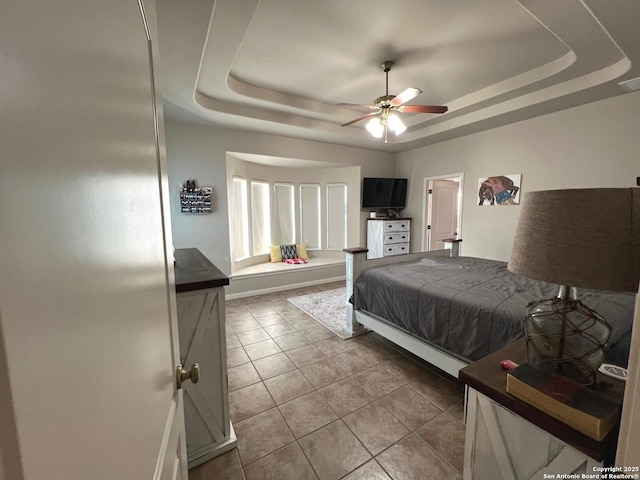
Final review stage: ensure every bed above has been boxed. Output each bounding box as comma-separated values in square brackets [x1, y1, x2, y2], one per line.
[344, 249, 636, 377]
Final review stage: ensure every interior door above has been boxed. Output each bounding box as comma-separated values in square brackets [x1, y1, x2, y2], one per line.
[0, 1, 187, 479]
[144, 1, 190, 479]
[428, 180, 460, 251]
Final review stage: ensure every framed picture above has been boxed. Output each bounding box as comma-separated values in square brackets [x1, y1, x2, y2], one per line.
[478, 174, 521, 206]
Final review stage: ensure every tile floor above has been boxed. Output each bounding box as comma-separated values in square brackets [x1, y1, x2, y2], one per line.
[189, 281, 466, 480]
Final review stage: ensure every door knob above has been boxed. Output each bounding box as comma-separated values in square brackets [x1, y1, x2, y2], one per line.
[176, 363, 199, 389]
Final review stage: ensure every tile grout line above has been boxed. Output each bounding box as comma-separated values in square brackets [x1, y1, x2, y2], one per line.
[221, 284, 466, 480]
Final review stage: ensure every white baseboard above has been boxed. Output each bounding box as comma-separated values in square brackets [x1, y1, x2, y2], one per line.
[225, 275, 345, 300]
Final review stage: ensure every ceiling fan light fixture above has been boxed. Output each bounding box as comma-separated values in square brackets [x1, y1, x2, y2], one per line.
[339, 60, 447, 141]
[366, 117, 384, 138]
[387, 113, 406, 135]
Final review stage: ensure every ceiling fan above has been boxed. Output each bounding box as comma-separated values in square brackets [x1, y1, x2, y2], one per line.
[339, 61, 448, 142]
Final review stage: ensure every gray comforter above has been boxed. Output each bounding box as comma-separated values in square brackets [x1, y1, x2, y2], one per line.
[351, 256, 635, 365]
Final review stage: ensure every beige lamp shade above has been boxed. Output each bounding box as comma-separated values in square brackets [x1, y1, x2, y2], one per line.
[508, 188, 639, 293]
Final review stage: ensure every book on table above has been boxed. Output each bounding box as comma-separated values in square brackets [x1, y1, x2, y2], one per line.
[506, 363, 621, 441]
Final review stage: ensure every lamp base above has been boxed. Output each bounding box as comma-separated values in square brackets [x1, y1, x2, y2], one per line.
[524, 286, 611, 385]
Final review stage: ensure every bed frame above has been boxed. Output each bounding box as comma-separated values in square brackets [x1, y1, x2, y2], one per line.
[343, 241, 467, 378]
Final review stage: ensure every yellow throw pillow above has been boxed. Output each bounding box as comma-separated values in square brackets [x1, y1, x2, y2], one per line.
[269, 244, 282, 263]
[296, 243, 308, 260]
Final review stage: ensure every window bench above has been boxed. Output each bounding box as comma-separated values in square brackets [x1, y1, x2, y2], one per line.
[226, 251, 346, 299]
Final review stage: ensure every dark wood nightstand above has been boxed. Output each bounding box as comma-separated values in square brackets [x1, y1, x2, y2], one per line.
[459, 339, 624, 479]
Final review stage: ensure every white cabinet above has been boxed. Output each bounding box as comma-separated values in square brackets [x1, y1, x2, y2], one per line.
[174, 249, 237, 469]
[366, 218, 411, 259]
[459, 340, 621, 480]
[464, 389, 601, 480]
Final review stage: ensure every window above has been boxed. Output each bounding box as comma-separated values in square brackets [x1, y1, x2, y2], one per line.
[232, 177, 250, 260]
[273, 183, 295, 245]
[251, 181, 270, 255]
[300, 184, 321, 249]
[227, 167, 352, 267]
[326, 183, 347, 250]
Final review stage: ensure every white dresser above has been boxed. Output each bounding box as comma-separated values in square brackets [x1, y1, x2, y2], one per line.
[366, 218, 411, 259]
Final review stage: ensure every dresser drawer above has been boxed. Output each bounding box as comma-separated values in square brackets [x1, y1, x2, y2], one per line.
[384, 232, 410, 245]
[383, 243, 409, 256]
[384, 220, 410, 232]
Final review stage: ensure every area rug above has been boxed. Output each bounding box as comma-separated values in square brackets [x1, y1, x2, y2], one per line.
[287, 288, 349, 339]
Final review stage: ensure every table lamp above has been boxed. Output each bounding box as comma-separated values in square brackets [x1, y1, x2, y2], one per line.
[508, 188, 639, 384]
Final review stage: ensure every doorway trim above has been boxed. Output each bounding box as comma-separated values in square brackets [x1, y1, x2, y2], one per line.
[422, 173, 465, 252]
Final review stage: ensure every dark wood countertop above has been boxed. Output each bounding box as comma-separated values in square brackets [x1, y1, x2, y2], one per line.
[174, 248, 229, 293]
[459, 339, 624, 464]
[343, 247, 368, 254]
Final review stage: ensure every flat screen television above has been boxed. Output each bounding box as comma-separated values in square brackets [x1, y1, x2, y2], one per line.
[361, 177, 408, 209]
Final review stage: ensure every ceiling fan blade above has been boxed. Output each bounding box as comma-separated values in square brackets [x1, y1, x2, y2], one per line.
[341, 112, 378, 127]
[338, 102, 379, 110]
[397, 105, 448, 114]
[390, 88, 422, 106]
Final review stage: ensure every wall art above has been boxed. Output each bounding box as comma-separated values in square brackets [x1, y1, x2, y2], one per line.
[478, 174, 521, 206]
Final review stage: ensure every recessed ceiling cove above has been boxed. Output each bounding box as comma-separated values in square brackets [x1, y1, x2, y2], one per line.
[157, 0, 640, 151]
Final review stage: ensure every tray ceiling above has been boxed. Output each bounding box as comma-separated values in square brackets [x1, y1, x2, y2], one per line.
[157, 0, 640, 152]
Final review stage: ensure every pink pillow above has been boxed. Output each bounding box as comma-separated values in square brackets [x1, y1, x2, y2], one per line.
[284, 258, 308, 264]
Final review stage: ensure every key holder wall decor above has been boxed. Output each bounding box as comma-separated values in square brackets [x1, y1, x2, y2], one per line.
[180, 179, 212, 214]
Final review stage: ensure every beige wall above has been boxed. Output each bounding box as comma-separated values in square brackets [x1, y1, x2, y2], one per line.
[165, 121, 395, 274]
[396, 90, 640, 261]
[167, 91, 639, 270]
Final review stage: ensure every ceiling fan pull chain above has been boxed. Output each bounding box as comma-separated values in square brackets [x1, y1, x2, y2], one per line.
[385, 66, 389, 98]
